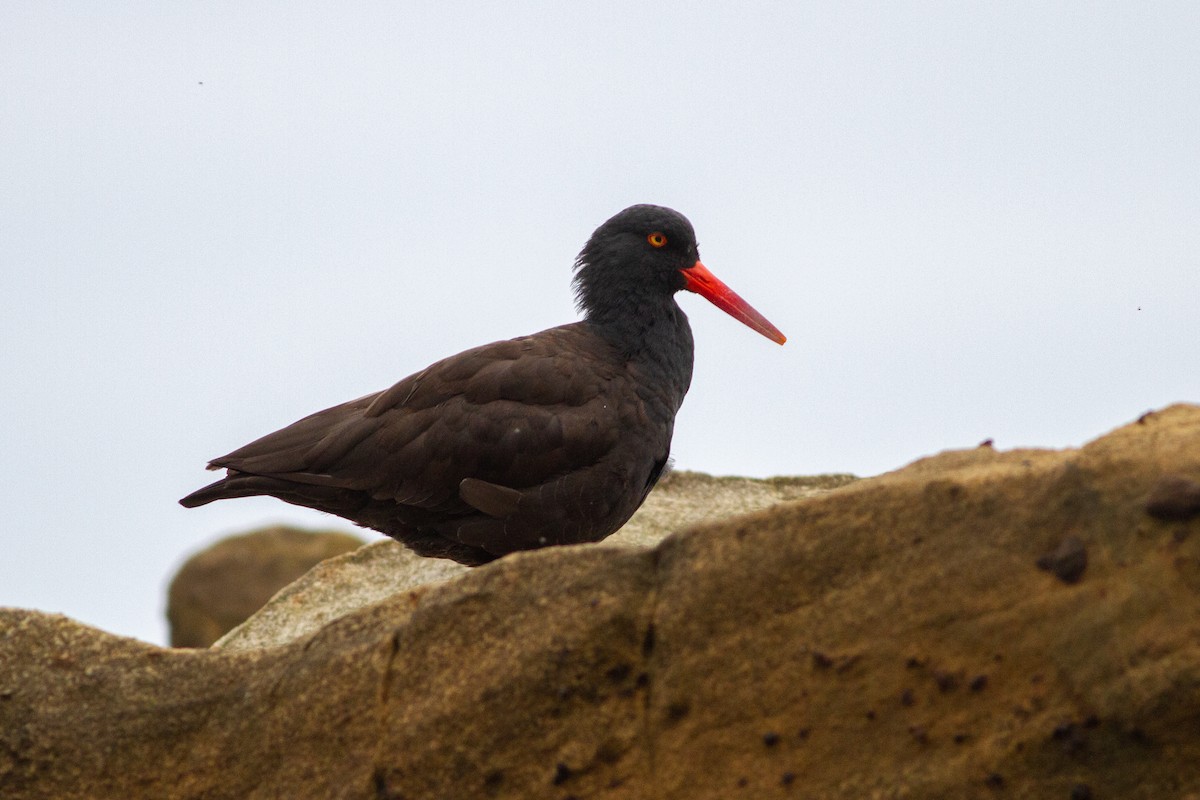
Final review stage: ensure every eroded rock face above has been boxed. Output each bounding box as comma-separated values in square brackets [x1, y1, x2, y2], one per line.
[166, 526, 364, 647]
[3, 405, 1200, 799]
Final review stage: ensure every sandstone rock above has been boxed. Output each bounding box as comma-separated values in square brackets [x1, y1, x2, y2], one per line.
[611, 469, 856, 548]
[215, 471, 854, 651]
[211, 538, 463, 651]
[166, 526, 364, 647]
[3, 405, 1200, 799]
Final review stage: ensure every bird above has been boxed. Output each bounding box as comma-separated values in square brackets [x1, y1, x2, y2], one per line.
[180, 205, 785, 565]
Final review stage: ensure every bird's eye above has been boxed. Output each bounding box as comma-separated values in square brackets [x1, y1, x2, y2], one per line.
[647, 232, 668, 248]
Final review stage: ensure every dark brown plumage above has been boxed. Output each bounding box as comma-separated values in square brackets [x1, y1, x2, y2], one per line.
[181, 205, 784, 565]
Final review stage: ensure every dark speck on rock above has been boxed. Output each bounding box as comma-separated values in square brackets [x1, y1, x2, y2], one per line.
[641, 624, 656, 656]
[781, 771, 796, 786]
[900, 688, 915, 706]
[552, 763, 571, 786]
[969, 674, 989, 692]
[1052, 722, 1088, 755]
[666, 701, 690, 722]
[1036, 535, 1088, 583]
[1051, 722, 1074, 740]
[373, 769, 389, 799]
[1145, 474, 1200, 521]
[605, 663, 631, 683]
[736, 777, 748, 788]
[1070, 785, 1093, 800]
[763, 732, 780, 747]
[935, 671, 959, 692]
[985, 772, 1006, 790]
[812, 651, 833, 669]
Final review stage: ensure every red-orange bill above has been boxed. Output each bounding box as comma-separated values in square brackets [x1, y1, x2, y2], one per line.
[680, 261, 786, 345]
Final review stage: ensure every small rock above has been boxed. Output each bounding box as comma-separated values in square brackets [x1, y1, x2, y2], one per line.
[1036, 535, 1088, 584]
[1145, 475, 1200, 521]
[166, 526, 364, 648]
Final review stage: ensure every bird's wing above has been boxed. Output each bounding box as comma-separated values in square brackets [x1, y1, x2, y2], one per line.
[209, 324, 627, 511]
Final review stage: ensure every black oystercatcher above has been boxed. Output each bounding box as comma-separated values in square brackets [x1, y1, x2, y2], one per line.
[181, 205, 785, 565]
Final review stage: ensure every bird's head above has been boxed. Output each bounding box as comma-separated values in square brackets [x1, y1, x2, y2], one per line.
[574, 204, 785, 345]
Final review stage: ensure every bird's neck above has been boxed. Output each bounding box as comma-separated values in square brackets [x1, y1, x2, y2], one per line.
[585, 295, 695, 400]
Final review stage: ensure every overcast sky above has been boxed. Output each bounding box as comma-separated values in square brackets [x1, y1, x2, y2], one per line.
[3, 3, 1198, 645]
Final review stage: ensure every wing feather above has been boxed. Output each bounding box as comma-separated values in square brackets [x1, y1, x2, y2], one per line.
[207, 324, 627, 511]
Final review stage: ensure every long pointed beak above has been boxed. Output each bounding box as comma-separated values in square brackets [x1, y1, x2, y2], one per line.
[680, 261, 786, 345]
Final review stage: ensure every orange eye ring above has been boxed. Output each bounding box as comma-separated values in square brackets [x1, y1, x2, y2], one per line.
[647, 232, 668, 248]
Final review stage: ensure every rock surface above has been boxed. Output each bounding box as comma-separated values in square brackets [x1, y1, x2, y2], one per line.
[215, 471, 853, 651]
[4, 405, 1200, 799]
[166, 526, 364, 647]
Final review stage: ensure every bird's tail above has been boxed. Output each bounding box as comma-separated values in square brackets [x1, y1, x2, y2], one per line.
[179, 473, 307, 508]
[179, 476, 246, 508]
[179, 472, 364, 516]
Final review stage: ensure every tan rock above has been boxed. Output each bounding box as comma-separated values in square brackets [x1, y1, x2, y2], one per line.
[2, 405, 1199, 799]
[211, 537, 463, 651]
[166, 526, 364, 647]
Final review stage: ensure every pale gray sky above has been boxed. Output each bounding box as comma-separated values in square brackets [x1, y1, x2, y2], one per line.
[3, 3, 1198, 645]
